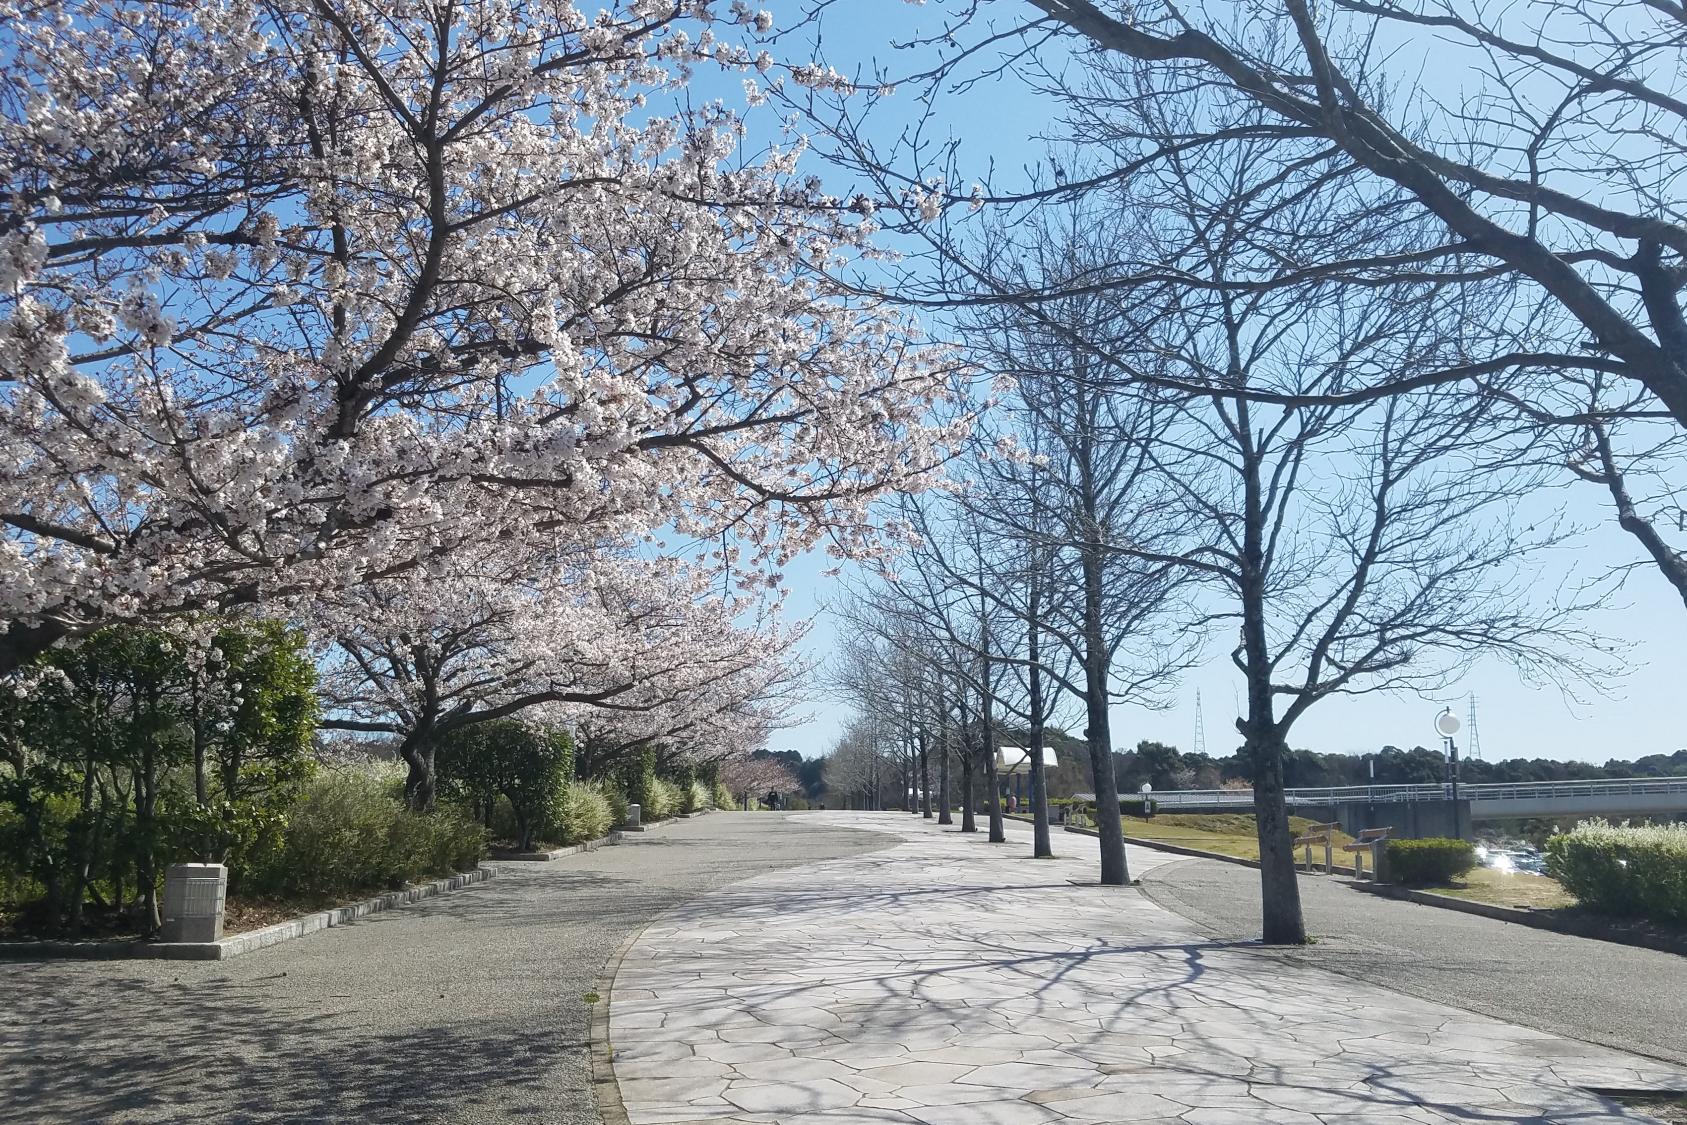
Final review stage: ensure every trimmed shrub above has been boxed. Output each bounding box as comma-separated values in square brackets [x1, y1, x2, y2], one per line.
[712, 781, 735, 810]
[646, 777, 681, 821]
[244, 766, 485, 898]
[598, 780, 631, 828]
[436, 720, 573, 851]
[557, 782, 613, 845]
[617, 747, 659, 819]
[1119, 798, 1159, 818]
[1547, 818, 1687, 924]
[1386, 837, 1477, 885]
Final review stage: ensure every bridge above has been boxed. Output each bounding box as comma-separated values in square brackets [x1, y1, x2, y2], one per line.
[1152, 776, 1687, 821]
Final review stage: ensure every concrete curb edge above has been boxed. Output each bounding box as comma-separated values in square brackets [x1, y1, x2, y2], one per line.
[1355, 881, 1687, 958]
[590, 923, 649, 1125]
[0, 865, 495, 962]
[489, 831, 625, 861]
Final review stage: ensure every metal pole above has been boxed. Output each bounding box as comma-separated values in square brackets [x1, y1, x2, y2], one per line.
[1445, 736, 1461, 839]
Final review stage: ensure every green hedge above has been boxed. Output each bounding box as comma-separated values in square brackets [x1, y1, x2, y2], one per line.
[1385, 838, 1476, 885]
[1547, 819, 1687, 924]
[646, 777, 681, 820]
[244, 767, 485, 898]
[598, 780, 631, 828]
[712, 781, 735, 810]
[437, 720, 573, 851]
[681, 781, 710, 815]
[557, 781, 613, 845]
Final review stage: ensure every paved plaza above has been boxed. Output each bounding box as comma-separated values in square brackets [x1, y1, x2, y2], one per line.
[0, 816, 893, 1125]
[610, 812, 1687, 1125]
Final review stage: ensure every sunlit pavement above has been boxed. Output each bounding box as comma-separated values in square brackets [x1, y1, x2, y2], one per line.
[609, 811, 1686, 1125]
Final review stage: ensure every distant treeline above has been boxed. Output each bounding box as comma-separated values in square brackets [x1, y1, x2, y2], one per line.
[1109, 738, 1687, 793]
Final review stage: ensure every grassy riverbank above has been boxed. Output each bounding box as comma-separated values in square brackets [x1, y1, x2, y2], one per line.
[1120, 812, 1358, 865]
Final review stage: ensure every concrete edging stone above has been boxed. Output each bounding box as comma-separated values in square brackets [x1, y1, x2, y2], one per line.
[489, 831, 625, 861]
[0, 865, 495, 962]
[1354, 881, 1687, 958]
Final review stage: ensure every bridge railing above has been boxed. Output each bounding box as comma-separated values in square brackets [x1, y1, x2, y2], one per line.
[1150, 776, 1687, 809]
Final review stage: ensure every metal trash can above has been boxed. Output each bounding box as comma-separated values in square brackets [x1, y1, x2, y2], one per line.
[161, 863, 227, 943]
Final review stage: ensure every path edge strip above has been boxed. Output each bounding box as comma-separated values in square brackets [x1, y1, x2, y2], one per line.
[491, 831, 624, 861]
[590, 923, 648, 1125]
[0, 866, 496, 962]
[1356, 882, 1687, 958]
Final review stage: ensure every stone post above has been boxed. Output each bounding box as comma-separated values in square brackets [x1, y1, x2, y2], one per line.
[161, 863, 227, 943]
[625, 802, 643, 830]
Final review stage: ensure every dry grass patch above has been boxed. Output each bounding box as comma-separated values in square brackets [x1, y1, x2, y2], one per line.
[1121, 813, 1357, 867]
[1422, 866, 1578, 910]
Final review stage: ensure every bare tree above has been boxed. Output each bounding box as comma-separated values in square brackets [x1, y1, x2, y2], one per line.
[795, 0, 1687, 616]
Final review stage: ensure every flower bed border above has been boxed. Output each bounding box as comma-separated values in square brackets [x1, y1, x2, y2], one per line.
[490, 831, 625, 860]
[0, 866, 493, 962]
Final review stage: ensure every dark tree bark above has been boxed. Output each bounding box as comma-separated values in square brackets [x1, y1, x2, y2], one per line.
[1026, 594, 1053, 859]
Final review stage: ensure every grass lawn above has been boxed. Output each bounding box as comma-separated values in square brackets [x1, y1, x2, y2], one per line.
[1120, 812, 1358, 868]
[1417, 865, 1578, 910]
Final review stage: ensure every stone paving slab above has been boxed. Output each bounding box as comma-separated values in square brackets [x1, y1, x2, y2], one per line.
[609, 812, 1686, 1125]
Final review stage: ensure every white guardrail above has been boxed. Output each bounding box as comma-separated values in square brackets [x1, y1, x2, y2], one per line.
[1151, 777, 1687, 808]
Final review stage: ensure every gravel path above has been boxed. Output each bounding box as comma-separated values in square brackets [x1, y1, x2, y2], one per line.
[0, 813, 893, 1125]
[1139, 854, 1687, 1068]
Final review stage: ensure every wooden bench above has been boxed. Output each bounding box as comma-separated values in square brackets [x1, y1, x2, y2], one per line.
[1294, 821, 1342, 874]
[1343, 828, 1391, 880]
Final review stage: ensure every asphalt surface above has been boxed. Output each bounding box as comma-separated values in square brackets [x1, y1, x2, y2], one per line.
[1140, 855, 1687, 1069]
[0, 813, 894, 1125]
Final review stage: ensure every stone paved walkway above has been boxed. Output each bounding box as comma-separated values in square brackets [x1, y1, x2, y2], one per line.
[609, 812, 1687, 1125]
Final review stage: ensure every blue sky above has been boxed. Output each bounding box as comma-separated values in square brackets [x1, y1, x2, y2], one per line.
[747, 2, 1685, 766]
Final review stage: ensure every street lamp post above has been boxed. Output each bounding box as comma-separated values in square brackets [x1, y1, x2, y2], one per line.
[1434, 707, 1463, 839]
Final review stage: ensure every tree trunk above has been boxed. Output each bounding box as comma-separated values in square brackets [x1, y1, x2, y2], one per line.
[1250, 728, 1305, 944]
[919, 733, 933, 819]
[1083, 698, 1128, 884]
[67, 739, 99, 935]
[1027, 587, 1053, 858]
[937, 685, 954, 825]
[959, 753, 977, 833]
[1237, 396, 1307, 944]
[399, 730, 438, 812]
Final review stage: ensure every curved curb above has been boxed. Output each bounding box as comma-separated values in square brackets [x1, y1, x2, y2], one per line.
[590, 923, 648, 1125]
[587, 815, 905, 1125]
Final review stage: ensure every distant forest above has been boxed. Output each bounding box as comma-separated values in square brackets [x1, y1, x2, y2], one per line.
[782, 735, 1687, 803]
[1104, 737, 1687, 793]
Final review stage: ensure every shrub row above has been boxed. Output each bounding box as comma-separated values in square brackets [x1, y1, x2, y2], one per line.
[243, 766, 486, 899]
[557, 782, 615, 845]
[1385, 837, 1476, 885]
[1547, 819, 1687, 924]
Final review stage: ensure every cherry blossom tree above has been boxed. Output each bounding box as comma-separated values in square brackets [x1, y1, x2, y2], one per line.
[317, 540, 803, 807]
[0, 0, 960, 671]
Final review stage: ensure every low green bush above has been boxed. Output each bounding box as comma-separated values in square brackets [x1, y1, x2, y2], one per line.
[243, 766, 485, 898]
[1547, 818, 1687, 924]
[436, 720, 573, 852]
[646, 777, 681, 820]
[712, 781, 735, 810]
[557, 781, 613, 845]
[1119, 798, 1158, 818]
[1385, 837, 1476, 885]
[598, 780, 631, 828]
[681, 780, 709, 815]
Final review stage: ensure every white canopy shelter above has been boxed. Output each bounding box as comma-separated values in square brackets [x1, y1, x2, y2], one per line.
[994, 745, 1059, 775]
